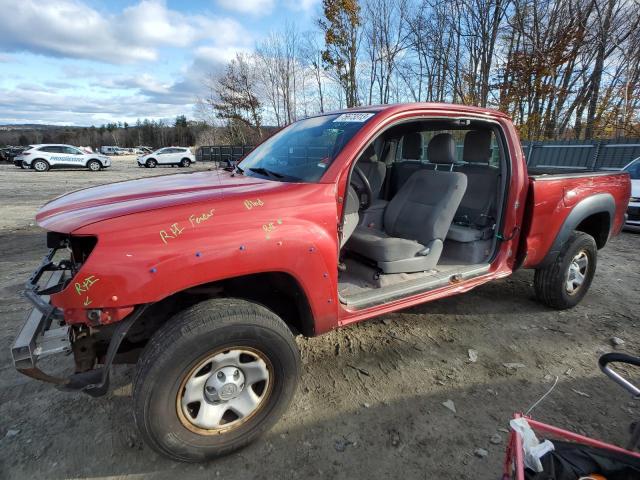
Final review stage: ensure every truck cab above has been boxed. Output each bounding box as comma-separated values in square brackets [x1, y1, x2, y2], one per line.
[11, 103, 630, 462]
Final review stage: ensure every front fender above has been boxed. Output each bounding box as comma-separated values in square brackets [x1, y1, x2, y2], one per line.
[51, 183, 340, 333]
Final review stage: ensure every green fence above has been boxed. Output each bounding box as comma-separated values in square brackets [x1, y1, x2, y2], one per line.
[196, 145, 255, 164]
[522, 139, 640, 171]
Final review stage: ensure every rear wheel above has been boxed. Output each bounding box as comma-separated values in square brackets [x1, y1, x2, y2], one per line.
[33, 159, 49, 172]
[180, 158, 191, 167]
[87, 159, 101, 171]
[534, 231, 597, 309]
[146, 158, 157, 168]
[133, 298, 300, 462]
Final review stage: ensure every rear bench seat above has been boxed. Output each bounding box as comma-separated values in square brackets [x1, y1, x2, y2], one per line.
[443, 130, 499, 263]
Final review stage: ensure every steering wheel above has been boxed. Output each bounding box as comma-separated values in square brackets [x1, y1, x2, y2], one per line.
[350, 166, 373, 210]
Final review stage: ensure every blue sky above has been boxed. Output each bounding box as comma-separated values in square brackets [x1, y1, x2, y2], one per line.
[0, 0, 320, 125]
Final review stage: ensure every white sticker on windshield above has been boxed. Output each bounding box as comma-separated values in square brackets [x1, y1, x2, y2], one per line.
[333, 113, 375, 123]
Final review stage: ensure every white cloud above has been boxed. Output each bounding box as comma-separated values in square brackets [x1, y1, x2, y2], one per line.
[0, 84, 188, 125]
[194, 45, 251, 65]
[0, 0, 249, 64]
[284, 0, 320, 12]
[216, 0, 275, 15]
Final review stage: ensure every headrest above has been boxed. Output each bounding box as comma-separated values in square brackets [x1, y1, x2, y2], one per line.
[427, 133, 456, 164]
[402, 132, 422, 160]
[463, 130, 491, 164]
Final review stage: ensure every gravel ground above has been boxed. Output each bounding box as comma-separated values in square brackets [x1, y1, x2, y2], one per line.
[0, 157, 638, 479]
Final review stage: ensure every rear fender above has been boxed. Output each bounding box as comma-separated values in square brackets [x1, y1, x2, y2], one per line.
[537, 193, 614, 268]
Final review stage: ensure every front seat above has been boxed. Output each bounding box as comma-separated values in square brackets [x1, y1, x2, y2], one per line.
[346, 133, 467, 274]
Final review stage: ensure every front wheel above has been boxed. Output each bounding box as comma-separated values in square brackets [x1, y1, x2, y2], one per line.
[133, 298, 300, 462]
[146, 158, 157, 168]
[534, 231, 597, 309]
[87, 159, 101, 171]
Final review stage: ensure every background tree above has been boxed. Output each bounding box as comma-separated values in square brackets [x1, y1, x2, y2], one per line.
[318, 0, 362, 107]
[213, 54, 263, 144]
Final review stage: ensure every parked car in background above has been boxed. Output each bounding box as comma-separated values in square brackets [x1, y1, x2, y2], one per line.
[136, 146, 153, 155]
[16, 144, 111, 172]
[100, 146, 119, 155]
[623, 157, 640, 231]
[137, 147, 195, 168]
[4, 147, 29, 167]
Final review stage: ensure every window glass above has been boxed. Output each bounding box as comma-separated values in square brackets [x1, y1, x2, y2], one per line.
[624, 160, 640, 180]
[240, 112, 375, 183]
[63, 146, 81, 154]
[395, 129, 500, 167]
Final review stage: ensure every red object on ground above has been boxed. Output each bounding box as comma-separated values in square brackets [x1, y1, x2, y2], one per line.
[503, 413, 640, 480]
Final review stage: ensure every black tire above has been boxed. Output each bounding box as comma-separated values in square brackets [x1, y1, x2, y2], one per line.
[133, 298, 300, 462]
[534, 231, 597, 309]
[32, 159, 50, 172]
[87, 159, 101, 171]
[180, 158, 191, 167]
[146, 158, 157, 168]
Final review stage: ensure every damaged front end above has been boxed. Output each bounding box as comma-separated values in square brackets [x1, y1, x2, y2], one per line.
[11, 232, 146, 396]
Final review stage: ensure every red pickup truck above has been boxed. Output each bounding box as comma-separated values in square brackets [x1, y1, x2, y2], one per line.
[11, 103, 630, 462]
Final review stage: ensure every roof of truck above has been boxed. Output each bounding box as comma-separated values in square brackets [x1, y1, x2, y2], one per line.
[327, 102, 510, 119]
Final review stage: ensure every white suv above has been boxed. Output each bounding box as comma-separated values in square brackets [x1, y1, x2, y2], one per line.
[137, 147, 195, 168]
[623, 157, 640, 231]
[17, 144, 111, 172]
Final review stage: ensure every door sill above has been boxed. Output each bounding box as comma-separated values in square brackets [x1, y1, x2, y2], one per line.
[340, 263, 490, 310]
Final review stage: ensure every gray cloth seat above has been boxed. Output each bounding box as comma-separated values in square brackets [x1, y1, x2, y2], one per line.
[446, 130, 499, 243]
[447, 224, 486, 242]
[340, 186, 360, 247]
[388, 132, 438, 196]
[346, 228, 426, 261]
[347, 133, 468, 273]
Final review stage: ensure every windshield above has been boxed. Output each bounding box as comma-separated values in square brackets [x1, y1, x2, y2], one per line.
[239, 112, 376, 182]
[624, 159, 640, 180]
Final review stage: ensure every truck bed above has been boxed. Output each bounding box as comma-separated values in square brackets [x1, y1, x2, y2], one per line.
[521, 169, 630, 268]
[527, 166, 624, 178]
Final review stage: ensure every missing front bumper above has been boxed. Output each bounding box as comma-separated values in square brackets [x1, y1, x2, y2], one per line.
[12, 249, 149, 395]
[12, 265, 72, 385]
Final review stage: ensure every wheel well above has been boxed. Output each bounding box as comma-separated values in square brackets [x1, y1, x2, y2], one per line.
[181, 157, 190, 161]
[575, 212, 610, 248]
[125, 272, 315, 349]
[88, 158, 102, 165]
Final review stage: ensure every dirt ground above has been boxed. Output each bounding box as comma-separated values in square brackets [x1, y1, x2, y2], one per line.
[0, 157, 638, 479]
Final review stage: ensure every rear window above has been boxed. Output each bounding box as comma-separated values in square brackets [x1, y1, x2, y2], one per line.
[39, 146, 62, 153]
[396, 129, 501, 167]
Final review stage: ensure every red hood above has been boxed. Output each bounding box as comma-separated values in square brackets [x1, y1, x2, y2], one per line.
[36, 170, 291, 233]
